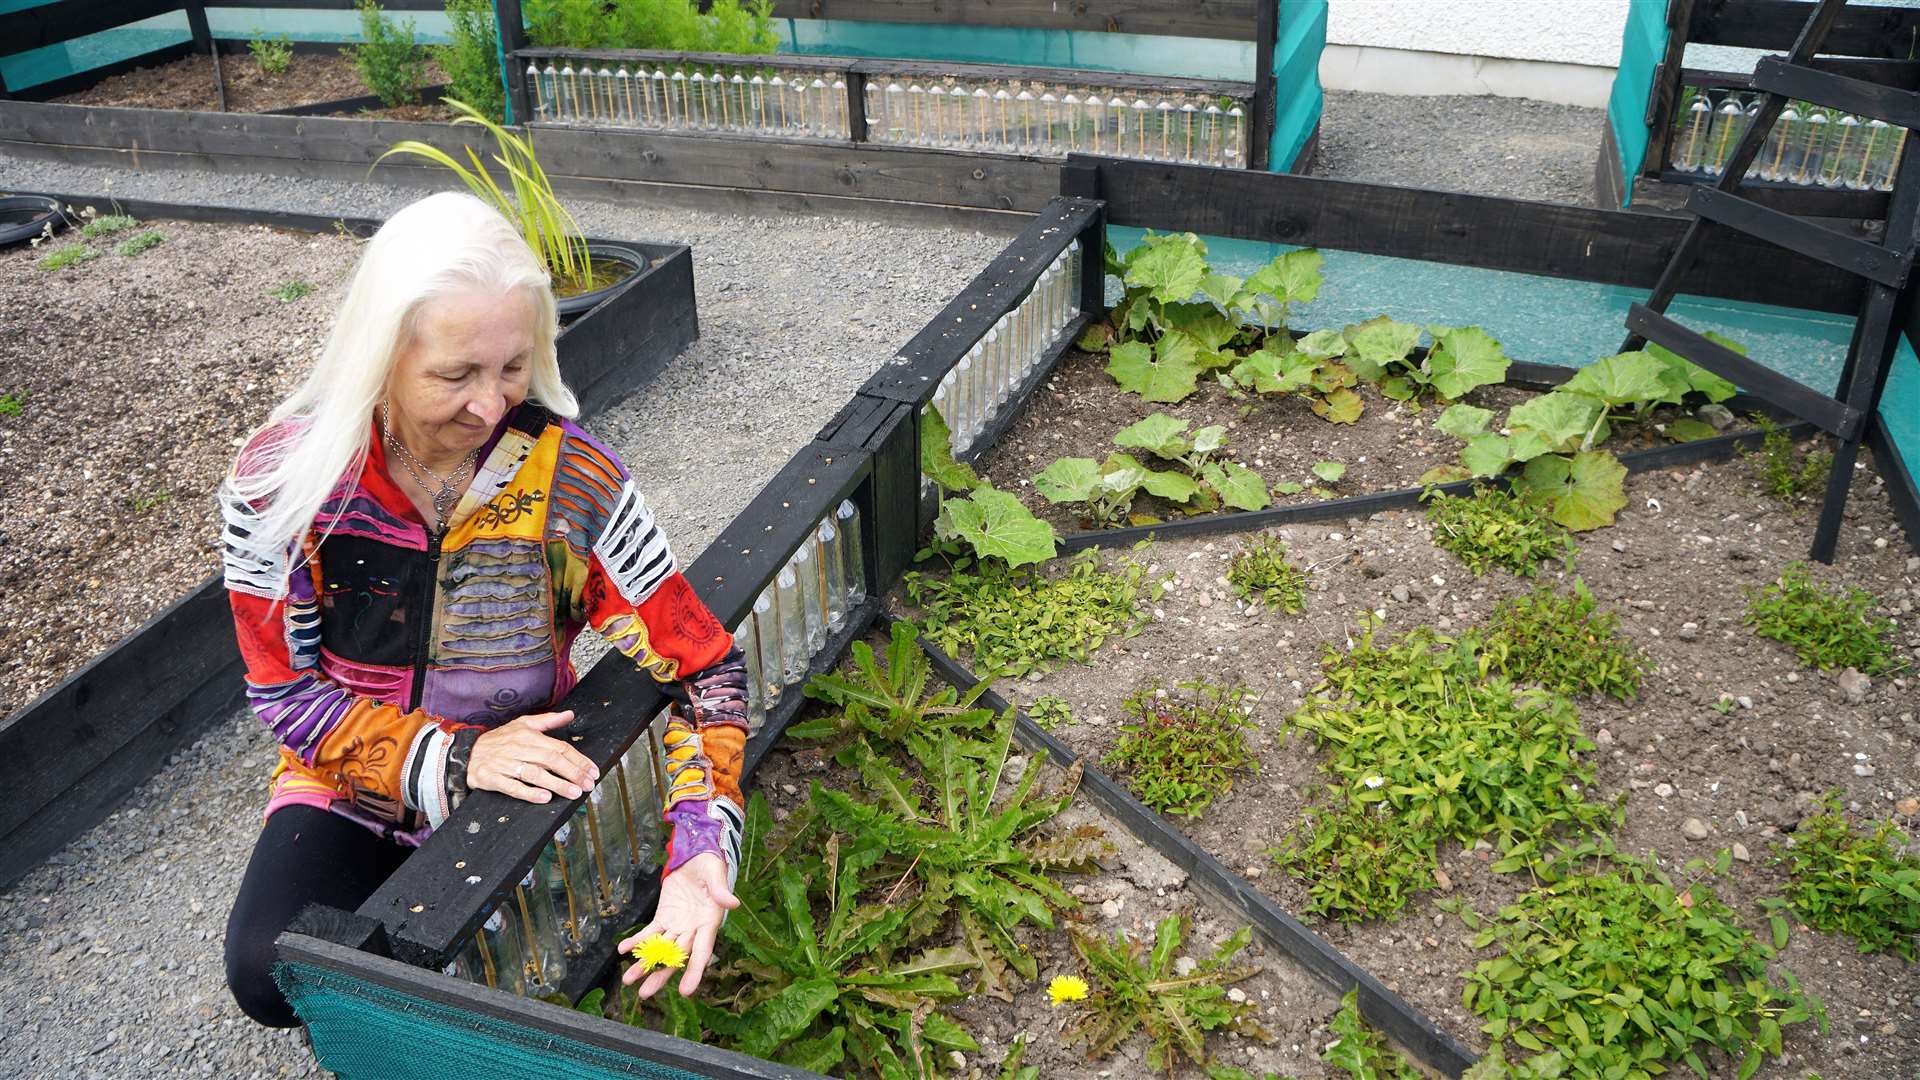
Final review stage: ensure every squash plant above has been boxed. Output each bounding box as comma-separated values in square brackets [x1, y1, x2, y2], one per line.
[1031, 412, 1270, 527]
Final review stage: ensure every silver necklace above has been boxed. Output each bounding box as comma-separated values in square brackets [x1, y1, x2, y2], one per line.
[380, 404, 480, 530]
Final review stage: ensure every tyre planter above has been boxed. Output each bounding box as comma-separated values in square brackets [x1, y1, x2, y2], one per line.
[0, 195, 65, 249]
[555, 242, 647, 321]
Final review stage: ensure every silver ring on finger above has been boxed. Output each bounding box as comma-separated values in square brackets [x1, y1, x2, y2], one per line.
[514, 762, 526, 781]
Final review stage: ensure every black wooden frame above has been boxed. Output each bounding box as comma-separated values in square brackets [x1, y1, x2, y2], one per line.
[0, 194, 698, 888]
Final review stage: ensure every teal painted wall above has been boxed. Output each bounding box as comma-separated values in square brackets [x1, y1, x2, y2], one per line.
[1605, 0, 1669, 206]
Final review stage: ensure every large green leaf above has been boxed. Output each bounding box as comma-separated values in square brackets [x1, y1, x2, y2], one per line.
[776, 1029, 847, 1074]
[1515, 451, 1628, 531]
[1124, 235, 1208, 305]
[1204, 461, 1271, 511]
[1231, 349, 1314, 395]
[1243, 248, 1324, 307]
[1107, 339, 1202, 403]
[1343, 316, 1423, 381]
[1665, 417, 1718, 442]
[1562, 350, 1671, 408]
[1163, 304, 1238, 352]
[939, 487, 1058, 567]
[920, 406, 978, 493]
[1191, 425, 1227, 455]
[1310, 386, 1363, 424]
[1114, 413, 1193, 459]
[736, 978, 840, 1058]
[1435, 403, 1495, 440]
[1426, 326, 1511, 400]
[1648, 334, 1742, 403]
[1031, 457, 1101, 503]
[1462, 433, 1513, 477]
[1295, 328, 1349, 360]
[1098, 452, 1151, 495]
[1507, 392, 1605, 461]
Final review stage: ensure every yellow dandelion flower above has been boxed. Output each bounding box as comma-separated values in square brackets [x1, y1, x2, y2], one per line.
[630, 934, 689, 972]
[1047, 975, 1089, 1007]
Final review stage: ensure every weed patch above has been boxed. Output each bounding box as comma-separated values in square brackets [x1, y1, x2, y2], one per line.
[1423, 487, 1576, 578]
[37, 244, 100, 272]
[1770, 793, 1920, 960]
[1745, 563, 1902, 675]
[1480, 580, 1650, 700]
[1748, 416, 1831, 507]
[269, 279, 316, 302]
[79, 214, 137, 240]
[904, 549, 1159, 679]
[113, 231, 164, 257]
[1106, 679, 1259, 818]
[1227, 534, 1308, 614]
[1066, 913, 1270, 1073]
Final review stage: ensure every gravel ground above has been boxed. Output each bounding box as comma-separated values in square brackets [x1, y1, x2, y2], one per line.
[1317, 90, 1604, 206]
[0, 91, 1613, 1078]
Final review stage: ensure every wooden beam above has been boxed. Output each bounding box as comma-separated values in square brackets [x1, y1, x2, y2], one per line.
[1752, 55, 1920, 131]
[1078, 155, 1867, 313]
[1627, 303, 1862, 437]
[1687, 186, 1908, 285]
[1689, 0, 1920, 58]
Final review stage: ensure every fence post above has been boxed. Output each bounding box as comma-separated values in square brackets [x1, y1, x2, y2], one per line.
[493, 0, 533, 125]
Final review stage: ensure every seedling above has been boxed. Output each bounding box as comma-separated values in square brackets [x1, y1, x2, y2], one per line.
[1106, 679, 1259, 818]
[1422, 486, 1576, 578]
[248, 32, 293, 76]
[0, 392, 26, 418]
[1226, 534, 1307, 614]
[79, 214, 137, 240]
[1034, 412, 1270, 525]
[1480, 580, 1651, 700]
[1066, 913, 1271, 1073]
[114, 230, 164, 257]
[1769, 792, 1920, 960]
[1311, 460, 1345, 485]
[1745, 562, 1902, 675]
[1324, 988, 1419, 1078]
[919, 407, 1057, 566]
[129, 491, 172, 512]
[37, 244, 99, 272]
[269, 279, 316, 302]
[1026, 694, 1073, 731]
[1746, 415, 1832, 506]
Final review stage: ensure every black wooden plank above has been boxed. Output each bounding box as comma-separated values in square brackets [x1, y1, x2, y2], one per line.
[1654, 170, 1891, 219]
[555, 245, 700, 414]
[862, 196, 1101, 402]
[526, 123, 1062, 212]
[1627, 304, 1861, 436]
[1683, 58, 1920, 92]
[1080, 156, 1865, 314]
[0, 100, 482, 165]
[1643, 0, 1696, 173]
[708, 0, 1262, 41]
[1687, 186, 1909, 285]
[902, 621, 1479, 1076]
[1689, 0, 1920, 58]
[275, 933, 832, 1080]
[0, 0, 179, 55]
[1751, 55, 1920, 130]
[263, 84, 450, 117]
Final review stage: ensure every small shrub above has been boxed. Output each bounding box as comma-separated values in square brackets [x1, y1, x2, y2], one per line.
[1446, 845, 1825, 1079]
[1027, 694, 1073, 731]
[435, 0, 504, 122]
[248, 32, 293, 76]
[527, 0, 777, 52]
[1066, 913, 1269, 1073]
[345, 0, 428, 108]
[0, 392, 26, 418]
[1770, 793, 1920, 960]
[1106, 679, 1258, 818]
[1749, 416, 1831, 506]
[269, 278, 315, 302]
[1227, 534, 1307, 614]
[1479, 579, 1651, 700]
[1423, 486, 1576, 578]
[37, 244, 100, 272]
[114, 230, 164, 257]
[79, 214, 137, 240]
[1745, 562, 1902, 675]
[904, 550, 1158, 678]
[1324, 988, 1419, 1079]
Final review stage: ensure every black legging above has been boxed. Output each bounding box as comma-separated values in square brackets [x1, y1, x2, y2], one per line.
[224, 805, 414, 1027]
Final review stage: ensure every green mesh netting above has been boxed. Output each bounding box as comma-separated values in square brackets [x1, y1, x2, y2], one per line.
[276, 960, 710, 1080]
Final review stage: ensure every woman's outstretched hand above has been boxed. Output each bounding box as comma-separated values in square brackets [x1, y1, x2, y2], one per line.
[467, 710, 599, 804]
[618, 852, 739, 999]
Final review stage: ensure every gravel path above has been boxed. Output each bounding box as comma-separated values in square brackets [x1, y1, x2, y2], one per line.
[0, 90, 1607, 1078]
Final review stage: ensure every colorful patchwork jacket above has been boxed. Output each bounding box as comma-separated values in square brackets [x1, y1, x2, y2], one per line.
[221, 403, 748, 881]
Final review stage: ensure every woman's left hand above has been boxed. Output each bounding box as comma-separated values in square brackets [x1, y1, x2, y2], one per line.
[618, 852, 739, 998]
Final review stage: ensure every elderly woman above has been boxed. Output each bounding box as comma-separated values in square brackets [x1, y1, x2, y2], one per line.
[221, 192, 744, 1027]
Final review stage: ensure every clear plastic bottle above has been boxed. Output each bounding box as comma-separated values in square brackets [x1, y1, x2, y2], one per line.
[1860, 119, 1901, 191]
[953, 348, 978, 453]
[529, 64, 550, 121]
[1039, 91, 1059, 152]
[928, 84, 950, 145]
[1061, 93, 1083, 152]
[1673, 88, 1711, 172]
[544, 819, 600, 952]
[1202, 103, 1223, 166]
[597, 68, 616, 123]
[775, 563, 807, 684]
[750, 588, 780, 707]
[1757, 101, 1800, 182]
[817, 516, 848, 633]
[1791, 107, 1829, 185]
[465, 906, 526, 993]
[1704, 94, 1747, 176]
[512, 864, 566, 992]
[584, 779, 635, 917]
[792, 539, 825, 657]
[1820, 113, 1861, 188]
[733, 618, 766, 733]
[615, 735, 664, 870]
[836, 499, 867, 608]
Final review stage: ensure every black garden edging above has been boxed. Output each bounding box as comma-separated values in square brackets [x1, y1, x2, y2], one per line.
[899, 617, 1479, 1075]
[263, 84, 452, 118]
[0, 194, 698, 888]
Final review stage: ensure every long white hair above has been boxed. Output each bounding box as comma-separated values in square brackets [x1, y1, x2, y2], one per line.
[222, 191, 578, 596]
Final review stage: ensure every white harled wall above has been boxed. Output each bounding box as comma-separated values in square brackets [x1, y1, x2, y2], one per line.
[1320, 0, 1632, 107]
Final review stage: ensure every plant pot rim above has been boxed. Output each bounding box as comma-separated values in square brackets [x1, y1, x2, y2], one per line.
[555, 241, 647, 318]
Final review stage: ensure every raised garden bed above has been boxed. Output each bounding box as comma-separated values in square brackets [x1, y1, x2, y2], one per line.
[0, 192, 698, 887]
[52, 51, 453, 120]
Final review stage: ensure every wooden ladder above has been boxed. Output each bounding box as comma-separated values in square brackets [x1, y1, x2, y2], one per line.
[1622, 0, 1920, 562]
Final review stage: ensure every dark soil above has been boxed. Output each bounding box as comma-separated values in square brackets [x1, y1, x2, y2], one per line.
[0, 216, 361, 716]
[892, 444, 1920, 1078]
[976, 346, 1697, 535]
[52, 52, 451, 118]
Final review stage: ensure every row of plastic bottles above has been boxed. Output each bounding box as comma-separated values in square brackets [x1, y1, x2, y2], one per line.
[529, 60, 852, 138]
[735, 499, 867, 719]
[863, 80, 1248, 166]
[1670, 87, 1905, 190]
[446, 746, 663, 996]
[932, 242, 1081, 457]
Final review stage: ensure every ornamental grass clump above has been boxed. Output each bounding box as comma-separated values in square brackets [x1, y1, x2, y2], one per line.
[1770, 793, 1920, 960]
[1744, 562, 1903, 675]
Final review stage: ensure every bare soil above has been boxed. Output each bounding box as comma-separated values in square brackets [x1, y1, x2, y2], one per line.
[0, 216, 361, 715]
[978, 346, 1695, 535]
[892, 446, 1920, 1078]
[744, 687, 1349, 1080]
[52, 52, 451, 119]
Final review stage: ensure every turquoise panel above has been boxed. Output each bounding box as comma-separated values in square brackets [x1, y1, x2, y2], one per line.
[1268, 0, 1325, 172]
[205, 8, 455, 44]
[779, 18, 1253, 79]
[1886, 339, 1920, 483]
[1605, 0, 1669, 205]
